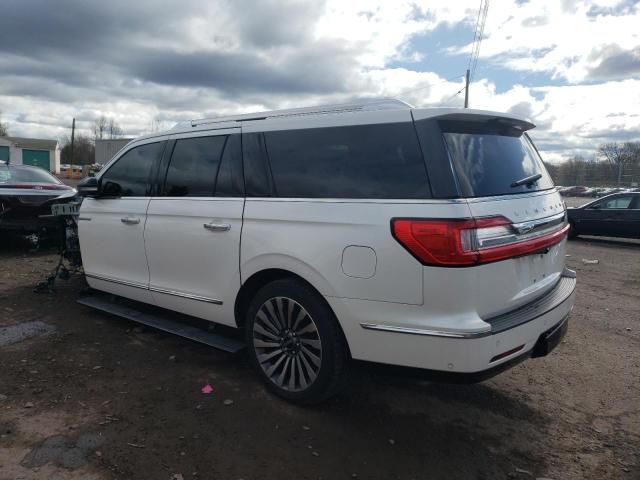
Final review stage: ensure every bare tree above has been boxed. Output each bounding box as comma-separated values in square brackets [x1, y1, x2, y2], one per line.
[107, 118, 123, 139]
[0, 111, 9, 137]
[93, 115, 123, 140]
[598, 142, 634, 186]
[61, 134, 95, 165]
[149, 116, 171, 133]
[93, 115, 108, 141]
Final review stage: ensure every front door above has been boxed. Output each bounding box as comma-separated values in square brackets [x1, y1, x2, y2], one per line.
[78, 139, 167, 304]
[579, 194, 635, 237]
[144, 129, 244, 325]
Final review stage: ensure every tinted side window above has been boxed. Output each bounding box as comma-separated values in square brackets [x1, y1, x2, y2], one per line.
[163, 136, 227, 197]
[215, 134, 244, 197]
[599, 196, 632, 209]
[263, 123, 430, 199]
[102, 141, 165, 197]
[242, 133, 273, 197]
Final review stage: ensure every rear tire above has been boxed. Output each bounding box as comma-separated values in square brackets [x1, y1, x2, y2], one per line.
[245, 278, 349, 404]
[568, 221, 578, 239]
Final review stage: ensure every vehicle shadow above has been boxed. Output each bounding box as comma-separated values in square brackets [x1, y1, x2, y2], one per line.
[570, 235, 640, 249]
[297, 366, 553, 479]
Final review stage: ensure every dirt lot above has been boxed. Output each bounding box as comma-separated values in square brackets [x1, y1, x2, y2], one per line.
[1, 228, 638, 479]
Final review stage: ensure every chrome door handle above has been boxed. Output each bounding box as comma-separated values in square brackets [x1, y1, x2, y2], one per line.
[204, 221, 231, 232]
[121, 217, 140, 225]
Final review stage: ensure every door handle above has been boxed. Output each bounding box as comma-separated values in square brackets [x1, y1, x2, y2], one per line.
[121, 217, 140, 225]
[204, 221, 231, 232]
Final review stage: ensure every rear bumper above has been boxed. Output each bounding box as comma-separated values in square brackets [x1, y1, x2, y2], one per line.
[328, 269, 576, 375]
[358, 314, 570, 383]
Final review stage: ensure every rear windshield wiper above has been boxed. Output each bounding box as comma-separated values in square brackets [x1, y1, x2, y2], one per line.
[510, 173, 542, 188]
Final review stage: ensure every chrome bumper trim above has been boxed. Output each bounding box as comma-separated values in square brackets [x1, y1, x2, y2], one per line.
[360, 268, 577, 339]
[359, 323, 491, 339]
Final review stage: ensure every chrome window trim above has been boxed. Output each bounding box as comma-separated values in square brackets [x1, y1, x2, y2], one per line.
[85, 273, 223, 305]
[244, 189, 562, 204]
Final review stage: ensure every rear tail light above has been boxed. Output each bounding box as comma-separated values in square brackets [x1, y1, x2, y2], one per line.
[391, 216, 569, 267]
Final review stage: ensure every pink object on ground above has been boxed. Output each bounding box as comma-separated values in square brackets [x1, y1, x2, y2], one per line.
[201, 384, 214, 394]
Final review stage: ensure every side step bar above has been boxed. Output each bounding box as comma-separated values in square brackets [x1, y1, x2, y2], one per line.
[77, 292, 246, 353]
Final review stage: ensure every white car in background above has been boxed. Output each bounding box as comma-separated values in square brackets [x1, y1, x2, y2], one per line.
[76, 99, 576, 403]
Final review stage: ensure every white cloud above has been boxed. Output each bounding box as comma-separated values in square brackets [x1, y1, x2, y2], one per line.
[0, 0, 638, 164]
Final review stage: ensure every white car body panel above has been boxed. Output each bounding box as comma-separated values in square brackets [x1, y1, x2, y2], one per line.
[240, 198, 471, 305]
[79, 197, 153, 304]
[145, 196, 243, 326]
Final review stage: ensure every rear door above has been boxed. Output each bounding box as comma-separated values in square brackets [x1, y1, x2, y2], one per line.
[79, 138, 166, 304]
[579, 195, 636, 237]
[413, 111, 567, 319]
[144, 128, 244, 326]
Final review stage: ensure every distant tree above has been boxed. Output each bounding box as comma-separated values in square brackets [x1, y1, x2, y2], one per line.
[61, 134, 95, 165]
[149, 116, 171, 133]
[93, 115, 107, 141]
[107, 118, 123, 139]
[597, 142, 637, 186]
[93, 115, 123, 141]
[0, 111, 9, 136]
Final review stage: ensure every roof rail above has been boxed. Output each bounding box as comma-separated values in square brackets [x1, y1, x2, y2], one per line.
[188, 98, 413, 128]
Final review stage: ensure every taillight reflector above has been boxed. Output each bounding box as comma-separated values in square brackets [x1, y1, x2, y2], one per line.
[392, 217, 569, 267]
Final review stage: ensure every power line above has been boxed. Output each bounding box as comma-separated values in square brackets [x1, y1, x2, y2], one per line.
[468, 0, 484, 72]
[443, 87, 466, 105]
[469, 0, 489, 82]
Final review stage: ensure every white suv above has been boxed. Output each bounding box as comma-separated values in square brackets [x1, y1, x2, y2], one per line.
[77, 99, 576, 403]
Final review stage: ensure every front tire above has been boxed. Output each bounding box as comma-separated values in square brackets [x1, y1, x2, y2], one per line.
[245, 278, 349, 404]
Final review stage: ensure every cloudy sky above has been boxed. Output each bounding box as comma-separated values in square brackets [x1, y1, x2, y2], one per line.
[1, 0, 639, 163]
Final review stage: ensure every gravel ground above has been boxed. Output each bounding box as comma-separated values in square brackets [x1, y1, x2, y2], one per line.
[0, 231, 638, 480]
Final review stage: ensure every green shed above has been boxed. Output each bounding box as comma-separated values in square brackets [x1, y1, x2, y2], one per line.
[22, 149, 51, 169]
[0, 136, 60, 173]
[0, 146, 9, 162]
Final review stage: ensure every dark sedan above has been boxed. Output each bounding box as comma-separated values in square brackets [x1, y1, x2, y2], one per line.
[567, 192, 640, 239]
[0, 164, 77, 233]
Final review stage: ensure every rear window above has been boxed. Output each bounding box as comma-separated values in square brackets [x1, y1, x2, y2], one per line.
[441, 120, 554, 197]
[0, 165, 62, 185]
[263, 123, 430, 199]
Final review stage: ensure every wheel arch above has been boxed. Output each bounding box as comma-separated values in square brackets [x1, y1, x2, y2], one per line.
[234, 268, 351, 357]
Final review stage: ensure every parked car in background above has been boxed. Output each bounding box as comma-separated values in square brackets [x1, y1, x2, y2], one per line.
[567, 193, 640, 239]
[0, 164, 77, 233]
[76, 99, 575, 403]
[560, 186, 587, 196]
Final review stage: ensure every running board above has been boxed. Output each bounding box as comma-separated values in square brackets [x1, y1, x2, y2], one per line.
[77, 292, 245, 353]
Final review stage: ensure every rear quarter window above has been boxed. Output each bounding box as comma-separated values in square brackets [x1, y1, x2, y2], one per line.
[262, 123, 431, 199]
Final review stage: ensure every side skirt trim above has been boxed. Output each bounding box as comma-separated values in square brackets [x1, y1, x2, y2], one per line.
[85, 273, 223, 305]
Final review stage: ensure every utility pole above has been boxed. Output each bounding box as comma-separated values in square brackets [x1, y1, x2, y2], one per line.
[70, 118, 75, 177]
[464, 69, 470, 108]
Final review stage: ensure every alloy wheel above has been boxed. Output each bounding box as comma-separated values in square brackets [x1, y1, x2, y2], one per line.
[252, 296, 322, 392]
